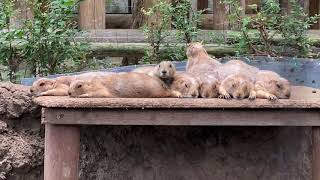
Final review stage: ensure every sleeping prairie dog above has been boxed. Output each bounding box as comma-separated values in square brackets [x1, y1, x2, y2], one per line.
[30, 72, 113, 96]
[68, 72, 182, 98]
[171, 72, 200, 98]
[133, 61, 176, 86]
[193, 72, 220, 98]
[255, 70, 291, 100]
[218, 74, 256, 100]
[186, 42, 221, 73]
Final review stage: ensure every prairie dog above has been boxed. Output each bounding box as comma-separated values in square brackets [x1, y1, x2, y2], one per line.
[133, 61, 176, 86]
[68, 72, 182, 98]
[171, 72, 200, 98]
[30, 72, 113, 96]
[255, 70, 291, 100]
[193, 72, 220, 98]
[218, 74, 256, 100]
[213, 60, 259, 81]
[186, 42, 221, 73]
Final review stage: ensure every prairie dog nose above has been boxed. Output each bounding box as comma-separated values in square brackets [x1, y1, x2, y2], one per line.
[161, 70, 167, 74]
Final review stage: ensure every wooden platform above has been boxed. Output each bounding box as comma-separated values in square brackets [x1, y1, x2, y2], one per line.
[34, 85, 320, 180]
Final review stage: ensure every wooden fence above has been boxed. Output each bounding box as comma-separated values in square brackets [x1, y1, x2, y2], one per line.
[11, 0, 320, 30]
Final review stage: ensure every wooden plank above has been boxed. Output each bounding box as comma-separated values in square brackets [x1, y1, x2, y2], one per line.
[213, 0, 229, 30]
[313, 127, 320, 180]
[42, 108, 320, 126]
[34, 97, 320, 109]
[10, 0, 33, 28]
[310, 0, 320, 29]
[197, 0, 208, 13]
[78, 0, 105, 30]
[44, 124, 80, 180]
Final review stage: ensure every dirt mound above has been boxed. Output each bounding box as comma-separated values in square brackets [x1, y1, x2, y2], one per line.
[0, 82, 43, 180]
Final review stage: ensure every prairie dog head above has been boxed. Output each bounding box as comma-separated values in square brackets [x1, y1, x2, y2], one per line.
[30, 78, 56, 96]
[186, 42, 208, 59]
[68, 80, 94, 97]
[154, 61, 176, 79]
[256, 78, 291, 99]
[171, 73, 200, 98]
[199, 76, 220, 98]
[221, 74, 254, 99]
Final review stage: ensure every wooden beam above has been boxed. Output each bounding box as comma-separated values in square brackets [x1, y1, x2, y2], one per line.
[44, 124, 80, 180]
[213, 0, 229, 30]
[42, 108, 320, 126]
[78, 0, 106, 30]
[10, 0, 33, 28]
[310, 0, 320, 29]
[313, 127, 320, 180]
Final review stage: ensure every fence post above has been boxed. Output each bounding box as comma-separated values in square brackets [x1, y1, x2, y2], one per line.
[79, 0, 106, 30]
[10, 0, 33, 28]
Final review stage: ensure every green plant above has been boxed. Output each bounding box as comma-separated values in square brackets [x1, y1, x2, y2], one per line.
[142, 0, 173, 63]
[223, 0, 320, 57]
[0, 0, 25, 82]
[23, 0, 88, 76]
[172, 0, 205, 44]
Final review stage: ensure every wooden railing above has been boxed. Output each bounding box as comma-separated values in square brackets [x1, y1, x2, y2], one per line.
[10, 0, 320, 30]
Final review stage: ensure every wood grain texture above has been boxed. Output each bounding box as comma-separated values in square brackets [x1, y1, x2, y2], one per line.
[42, 108, 320, 126]
[34, 85, 320, 109]
[44, 124, 80, 180]
[78, 0, 105, 30]
[313, 127, 320, 180]
[213, 0, 229, 30]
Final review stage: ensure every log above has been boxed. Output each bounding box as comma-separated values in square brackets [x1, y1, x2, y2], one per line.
[87, 42, 236, 57]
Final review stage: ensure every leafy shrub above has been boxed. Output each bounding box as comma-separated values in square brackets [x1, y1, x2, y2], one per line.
[222, 0, 320, 57]
[24, 0, 88, 76]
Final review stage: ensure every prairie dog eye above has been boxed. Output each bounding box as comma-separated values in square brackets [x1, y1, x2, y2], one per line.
[39, 82, 45, 86]
[77, 84, 82, 88]
[276, 83, 282, 89]
[169, 64, 172, 68]
[185, 84, 188, 88]
[158, 65, 160, 68]
[232, 83, 236, 88]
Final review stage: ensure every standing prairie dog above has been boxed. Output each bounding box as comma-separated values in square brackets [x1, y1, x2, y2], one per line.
[218, 74, 256, 100]
[30, 72, 113, 96]
[133, 61, 176, 87]
[255, 70, 291, 100]
[68, 72, 182, 98]
[186, 42, 221, 73]
[171, 72, 200, 98]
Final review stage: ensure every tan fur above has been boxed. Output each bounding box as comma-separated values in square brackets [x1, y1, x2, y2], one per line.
[68, 72, 182, 98]
[132, 66, 154, 74]
[186, 42, 221, 73]
[171, 73, 200, 98]
[133, 61, 176, 87]
[30, 72, 113, 96]
[193, 72, 219, 98]
[255, 70, 291, 100]
[213, 60, 259, 81]
[218, 74, 256, 100]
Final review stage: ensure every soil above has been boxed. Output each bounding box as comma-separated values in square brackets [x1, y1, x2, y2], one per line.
[0, 82, 313, 180]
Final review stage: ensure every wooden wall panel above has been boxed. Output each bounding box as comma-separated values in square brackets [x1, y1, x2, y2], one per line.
[79, 0, 106, 30]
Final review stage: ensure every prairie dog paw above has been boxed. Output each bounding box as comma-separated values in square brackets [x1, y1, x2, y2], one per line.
[248, 94, 256, 100]
[218, 94, 231, 99]
[172, 91, 182, 98]
[78, 94, 90, 98]
[267, 94, 278, 101]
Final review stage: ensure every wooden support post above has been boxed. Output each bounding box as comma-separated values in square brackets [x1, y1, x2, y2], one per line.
[10, 0, 33, 28]
[44, 124, 80, 180]
[213, 0, 229, 30]
[79, 0, 106, 30]
[313, 127, 320, 180]
[310, 0, 320, 29]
